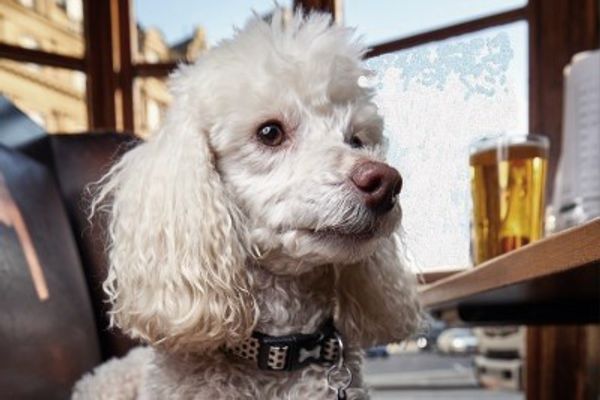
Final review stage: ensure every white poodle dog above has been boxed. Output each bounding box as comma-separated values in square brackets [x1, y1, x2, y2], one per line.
[73, 10, 420, 400]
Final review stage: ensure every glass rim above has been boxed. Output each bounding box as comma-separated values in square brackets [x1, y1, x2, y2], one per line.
[470, 133, 550, 154]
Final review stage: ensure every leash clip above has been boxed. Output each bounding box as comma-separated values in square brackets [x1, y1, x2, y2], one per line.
[326, 332, 352, 400]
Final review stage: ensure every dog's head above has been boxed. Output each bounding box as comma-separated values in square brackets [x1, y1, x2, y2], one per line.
[94, 11, 419, 352]
[174, 12, 402, 273]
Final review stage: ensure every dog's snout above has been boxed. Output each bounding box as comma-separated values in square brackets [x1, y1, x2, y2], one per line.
[350, 161, 402, 213]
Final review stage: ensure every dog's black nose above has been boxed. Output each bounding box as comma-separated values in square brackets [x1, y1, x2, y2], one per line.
[350, 161, 402, 214]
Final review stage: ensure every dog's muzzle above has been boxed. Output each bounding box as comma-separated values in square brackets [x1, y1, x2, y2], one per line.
[225, 318, 341, 371]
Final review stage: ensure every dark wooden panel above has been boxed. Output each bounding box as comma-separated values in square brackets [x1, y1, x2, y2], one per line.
[526, 326, 600, 400]
[113, 0, 135, 132]
[526, 4, 599, 397]
[430, 261, 599, 325]
[0, 43, 85, 70]
[83, 0, 117, 130]
[133, 62, 178, 78]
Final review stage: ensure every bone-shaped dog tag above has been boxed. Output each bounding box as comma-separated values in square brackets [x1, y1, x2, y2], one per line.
[299, 345, 321, 363]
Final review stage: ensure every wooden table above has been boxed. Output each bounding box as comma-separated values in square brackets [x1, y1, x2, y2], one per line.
[418, 218, 600, 400]
[419, 218, 600, 325]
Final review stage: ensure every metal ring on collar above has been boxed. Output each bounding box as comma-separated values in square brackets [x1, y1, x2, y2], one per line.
[326, 332, 352, 392]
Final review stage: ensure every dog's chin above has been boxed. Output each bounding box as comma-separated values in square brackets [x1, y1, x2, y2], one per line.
[251, 209, 401, 273]
[305, 226, 379, 242]
[300, 228, 381, 263]
[304, 206, 402, 257]
[254, 229, 381, 275]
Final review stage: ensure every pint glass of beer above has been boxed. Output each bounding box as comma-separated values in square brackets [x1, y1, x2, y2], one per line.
[470, 134, 549, 265]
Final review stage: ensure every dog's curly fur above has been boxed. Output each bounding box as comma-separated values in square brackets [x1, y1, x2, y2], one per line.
[73, 10, 420, 400]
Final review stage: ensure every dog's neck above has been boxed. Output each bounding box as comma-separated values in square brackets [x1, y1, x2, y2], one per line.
[251, 264, 336, 336]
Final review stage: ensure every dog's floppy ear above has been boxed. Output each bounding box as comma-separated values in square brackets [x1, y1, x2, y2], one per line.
[335, 235, 421, 348]
[92, 92, 257, 352]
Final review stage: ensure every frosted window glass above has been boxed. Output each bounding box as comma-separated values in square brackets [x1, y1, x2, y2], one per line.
[365, 22, 529, 269]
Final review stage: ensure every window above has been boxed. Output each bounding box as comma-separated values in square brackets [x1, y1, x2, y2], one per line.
[71, 70, 85, 93]
[63, 0, 83, 23]
[344, 0, 527, 45]
[28, 110, 45, 127]
[0, 0, 84, 57]
[18, 0, 34, 8]
[126, 1, 294, 135]
[0, 0, 86, 133]
[145, 98, 160, 132]
[19, 35, 38, 49]
[134, 1, 292, 62]
[144, 49, 160, 64]
[365, 22, 528, 268]
[0, 0, 595, 177]
[127, 1, 293, 134]
[18, 35, 41, 71]
[0, 60, 87, 132]
[336, 4, 597, 399]
[133, 77, 171, 137]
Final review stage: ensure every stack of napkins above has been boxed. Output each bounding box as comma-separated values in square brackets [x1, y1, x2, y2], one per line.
[553, 50, 600, 230]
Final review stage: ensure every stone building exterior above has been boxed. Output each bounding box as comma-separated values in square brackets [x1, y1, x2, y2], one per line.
[0, 0, 205, 136]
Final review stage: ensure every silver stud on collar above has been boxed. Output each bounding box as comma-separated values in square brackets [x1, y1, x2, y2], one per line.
[267, 346, 288, 370]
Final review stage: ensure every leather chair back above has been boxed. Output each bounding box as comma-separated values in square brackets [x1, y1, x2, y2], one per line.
[47, 134, 140, 359]
[0, 145, 101, 399]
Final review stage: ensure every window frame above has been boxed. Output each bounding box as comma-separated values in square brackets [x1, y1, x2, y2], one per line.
[0, 0, 597, 171]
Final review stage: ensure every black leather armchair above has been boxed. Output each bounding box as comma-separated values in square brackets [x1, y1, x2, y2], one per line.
[0, 115, 139, 398]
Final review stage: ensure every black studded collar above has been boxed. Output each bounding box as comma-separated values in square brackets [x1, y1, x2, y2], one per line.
[227, 318, 341, 372]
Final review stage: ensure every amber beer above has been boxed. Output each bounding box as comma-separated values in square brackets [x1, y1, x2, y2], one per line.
[470, 135, 549, 265]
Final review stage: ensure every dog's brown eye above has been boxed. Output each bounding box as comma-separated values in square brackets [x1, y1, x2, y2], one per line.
[257, 122, 285, 146]
[349, 135, 364, 149]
